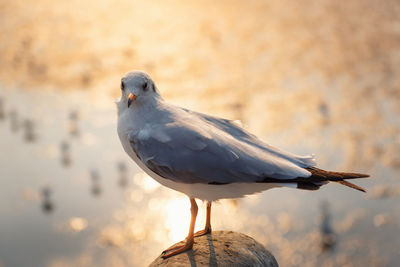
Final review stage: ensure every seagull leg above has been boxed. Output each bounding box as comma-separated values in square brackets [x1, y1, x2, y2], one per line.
[162, 198, 198, 259]
[194, 201, 212, 237]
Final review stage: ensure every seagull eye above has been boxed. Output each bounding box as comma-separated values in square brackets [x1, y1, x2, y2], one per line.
[121, 81, 125, 91]
[142, 82, 148, 91]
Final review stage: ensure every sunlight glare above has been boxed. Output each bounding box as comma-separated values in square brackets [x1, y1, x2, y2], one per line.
[133, 172, 160, 193]
[68, 217, 88, 232]
[164, 198, 205, 243]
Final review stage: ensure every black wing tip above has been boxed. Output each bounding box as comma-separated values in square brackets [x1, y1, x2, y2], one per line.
[297, 182, 321, 191]
[208, 181, 230, 185]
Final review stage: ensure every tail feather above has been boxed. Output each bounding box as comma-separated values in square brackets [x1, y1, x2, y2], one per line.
[307, 167, 369, 192]
[258, 167, 370, 192]
[336, 180, 366, 192]
[306, 167, 370, 180]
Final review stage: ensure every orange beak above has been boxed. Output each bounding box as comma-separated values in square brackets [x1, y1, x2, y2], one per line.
[127, 93, 136, 107]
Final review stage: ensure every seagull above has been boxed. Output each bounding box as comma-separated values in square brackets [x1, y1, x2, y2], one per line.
[116, 71, 369, 258]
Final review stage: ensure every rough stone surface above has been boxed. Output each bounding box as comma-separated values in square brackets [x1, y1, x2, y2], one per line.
[149, 231, 278, 267]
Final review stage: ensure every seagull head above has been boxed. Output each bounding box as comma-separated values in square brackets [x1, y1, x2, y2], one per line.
[117, 71, 160, 111]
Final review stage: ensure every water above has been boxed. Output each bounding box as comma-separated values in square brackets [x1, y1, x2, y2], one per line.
[0, 82, 399, 267]
[1, 0, 400, 266]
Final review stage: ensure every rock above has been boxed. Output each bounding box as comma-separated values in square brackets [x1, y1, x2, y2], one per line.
[149, 231, 278, 267]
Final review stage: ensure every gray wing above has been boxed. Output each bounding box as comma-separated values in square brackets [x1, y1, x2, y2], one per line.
[185, 109, 316, 167]
[129, 110, 315, 184]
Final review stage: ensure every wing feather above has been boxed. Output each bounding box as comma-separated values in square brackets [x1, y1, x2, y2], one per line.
[128, 107, 315, 184]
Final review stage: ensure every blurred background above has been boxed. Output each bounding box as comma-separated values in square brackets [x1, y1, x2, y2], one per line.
[1, 0, 400, 266]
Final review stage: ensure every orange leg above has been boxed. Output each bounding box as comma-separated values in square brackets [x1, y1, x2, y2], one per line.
[162, 198, 198, 259]
[194, 201, 212, 237]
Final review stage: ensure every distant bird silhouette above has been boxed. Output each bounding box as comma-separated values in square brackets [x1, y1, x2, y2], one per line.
[319, 201, 336, 252]
[0, 97, 5, 120]
[318, 101, 330, 125]
[68, 110, 80, 137]
[41, 187, 54, 214]
[9, 109, 19, 132]
[60, 141, 71, 167]
[90, 170, 102, 197]
[23, 119, 36, 142]
[117, 162, 128, 188]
